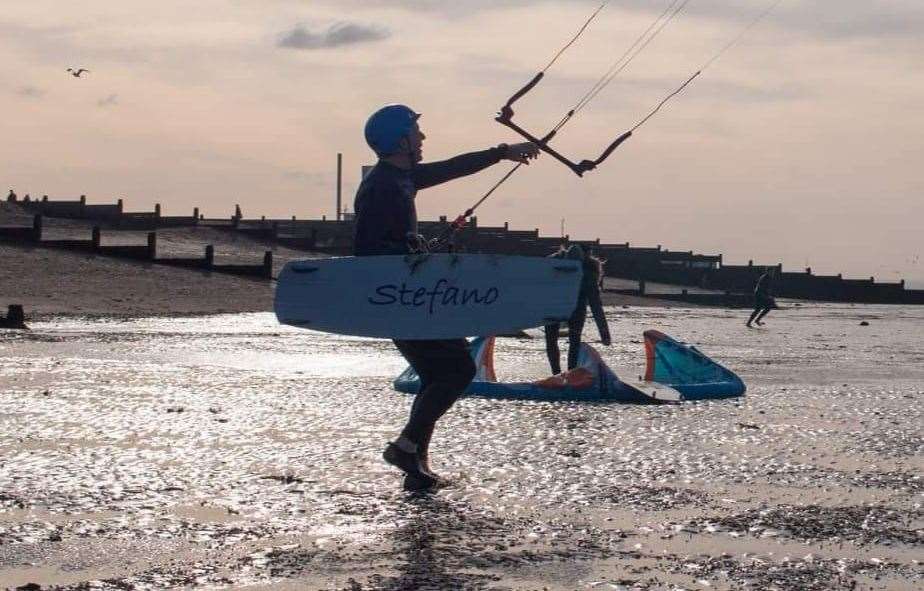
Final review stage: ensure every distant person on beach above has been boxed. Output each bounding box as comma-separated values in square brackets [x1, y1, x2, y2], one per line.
[544, 243, 612, 375]
[234, 204, 242, 220]
[353, 103, 539, 491]
[6, 189, 15, 202]
[747, 268, 776, 327]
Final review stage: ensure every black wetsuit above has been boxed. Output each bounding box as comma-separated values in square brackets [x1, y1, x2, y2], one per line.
[353, 148, 504, 452]
[544, 253, 611, 374]
[747, 272, 775, 325]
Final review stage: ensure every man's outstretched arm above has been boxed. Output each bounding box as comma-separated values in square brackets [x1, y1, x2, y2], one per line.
[413, 142, 539, 190]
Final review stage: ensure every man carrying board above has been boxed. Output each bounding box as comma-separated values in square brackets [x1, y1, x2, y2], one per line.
[353, 104, 539, 490]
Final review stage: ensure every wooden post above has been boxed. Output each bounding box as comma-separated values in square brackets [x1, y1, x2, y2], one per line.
[336, 152, 343, 221]
[32, 214, 43, 242]
[92, 227, 101, 249]
[205, 245, 214, 268]
[147, 232, 157, 259]
[193, 207, 199, 221]
[117, 198, 124, 213]
[2, 305, 27, 329]
[263, 251, 273, 279]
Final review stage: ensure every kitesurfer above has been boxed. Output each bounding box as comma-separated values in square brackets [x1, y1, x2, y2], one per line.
[544, 243, 612, 375]
[353, 104, 539, 490]
[746, 267, 776, 327]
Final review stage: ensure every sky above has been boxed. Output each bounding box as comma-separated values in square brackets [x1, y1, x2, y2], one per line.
[2, 0, 923, 287]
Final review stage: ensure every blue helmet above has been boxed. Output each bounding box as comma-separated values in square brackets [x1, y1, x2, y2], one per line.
[364, 104, 420, 157]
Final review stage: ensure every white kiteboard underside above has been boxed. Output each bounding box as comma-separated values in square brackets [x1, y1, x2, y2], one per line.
[620, 379, 683, 403]
[274, 254, 582, 339]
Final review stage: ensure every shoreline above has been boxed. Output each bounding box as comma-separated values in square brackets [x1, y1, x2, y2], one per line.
[2, 240, 695, 321]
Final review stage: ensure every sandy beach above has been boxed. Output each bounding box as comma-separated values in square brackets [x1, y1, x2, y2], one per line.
[1, 303, 921, 590]
[0, 202, 282, 318]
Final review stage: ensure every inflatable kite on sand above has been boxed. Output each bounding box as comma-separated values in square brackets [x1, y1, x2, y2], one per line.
[394, 330, 745, 403]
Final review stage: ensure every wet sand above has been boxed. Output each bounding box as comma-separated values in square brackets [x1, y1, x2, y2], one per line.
[1, 305, 921, 590]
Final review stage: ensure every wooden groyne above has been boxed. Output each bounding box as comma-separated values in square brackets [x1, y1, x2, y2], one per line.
[0, 214, 272, 280]
[0, 304, 27, 329]
[4, 193, 922, 305]
[8, 193, 198, 229]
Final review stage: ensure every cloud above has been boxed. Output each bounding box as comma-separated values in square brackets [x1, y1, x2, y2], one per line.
[97, 94, 118, 107]
[277, 21, 389, 50]
[321, 0, 924, 42]
[15, 85, 45, 98]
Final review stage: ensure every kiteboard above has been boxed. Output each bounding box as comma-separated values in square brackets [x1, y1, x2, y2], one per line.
[618, 379, 683, 403]
[274, 254, 582, 339]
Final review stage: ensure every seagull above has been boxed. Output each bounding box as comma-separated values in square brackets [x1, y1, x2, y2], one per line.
[66, 68, 90, 78]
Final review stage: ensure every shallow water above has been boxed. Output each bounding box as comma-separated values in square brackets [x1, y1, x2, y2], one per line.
[1, 304, 922, 590]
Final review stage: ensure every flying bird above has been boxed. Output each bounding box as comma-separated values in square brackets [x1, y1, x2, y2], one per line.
[66, 68, 90, 78]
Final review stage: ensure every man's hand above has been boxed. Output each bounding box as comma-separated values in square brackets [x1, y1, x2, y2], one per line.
[406, 233, 429, 254]
[502, 142, 540, 165]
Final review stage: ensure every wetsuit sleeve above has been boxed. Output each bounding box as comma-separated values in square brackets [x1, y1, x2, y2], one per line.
[412, 147, 504, 190]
